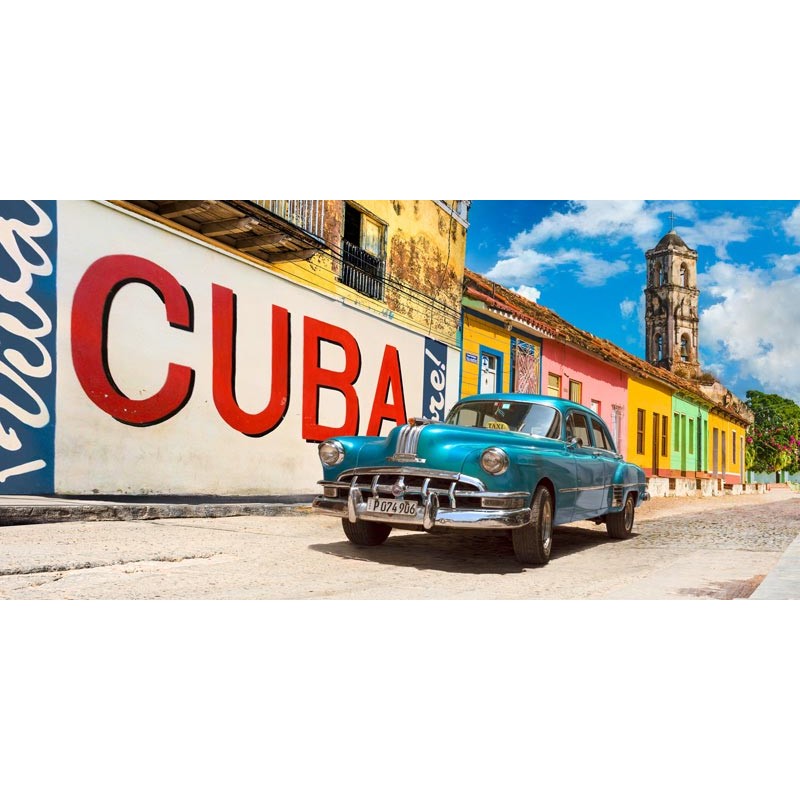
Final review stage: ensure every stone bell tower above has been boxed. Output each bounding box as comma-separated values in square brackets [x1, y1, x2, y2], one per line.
[644, 223, 701, 380]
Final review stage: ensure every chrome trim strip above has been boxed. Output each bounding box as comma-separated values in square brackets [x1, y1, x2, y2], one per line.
[390, 423, 426, 462]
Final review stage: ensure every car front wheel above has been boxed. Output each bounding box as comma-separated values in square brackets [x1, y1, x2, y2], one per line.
[607, 493, 635, 539]
[512, 484, 553, 565]
[342, 518, 391, 546]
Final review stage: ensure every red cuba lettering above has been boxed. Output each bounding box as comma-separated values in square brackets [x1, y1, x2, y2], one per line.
[366, 345, 407, 436]
[71, 254, 195, 426]
[211, 284, 290, 436]
[302, 317, 361, 441]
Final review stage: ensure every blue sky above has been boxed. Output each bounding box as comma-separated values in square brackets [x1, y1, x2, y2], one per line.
[465, 200, 800, 404]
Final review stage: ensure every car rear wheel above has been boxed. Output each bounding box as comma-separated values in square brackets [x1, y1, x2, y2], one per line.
[512, 484, 553, 565]
[342, 518, 391, 546]
[607, 493, 635, 539]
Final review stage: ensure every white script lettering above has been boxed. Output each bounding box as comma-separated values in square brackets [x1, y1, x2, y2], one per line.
[0, 201, 53, 469]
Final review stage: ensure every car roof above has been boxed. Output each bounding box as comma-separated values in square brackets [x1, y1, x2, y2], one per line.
[455, 392, 601, 418]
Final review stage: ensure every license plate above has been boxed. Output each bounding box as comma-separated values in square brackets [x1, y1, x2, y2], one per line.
[366, 497, 419, 516]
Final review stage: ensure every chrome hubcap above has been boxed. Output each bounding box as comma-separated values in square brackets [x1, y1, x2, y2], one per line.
[541, 500, 553, 550]
[624, 499, 633, 530]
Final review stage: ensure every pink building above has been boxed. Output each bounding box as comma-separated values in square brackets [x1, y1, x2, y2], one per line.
[540, 341, 628, 455]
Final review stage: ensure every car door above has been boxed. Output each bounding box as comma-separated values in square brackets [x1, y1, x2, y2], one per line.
[565, 410, 606, 518]
[588, 414, 621, 512]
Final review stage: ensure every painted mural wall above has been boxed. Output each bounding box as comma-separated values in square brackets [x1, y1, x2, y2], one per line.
[0, 201, 459, 496]
[0, 201, 58, 493]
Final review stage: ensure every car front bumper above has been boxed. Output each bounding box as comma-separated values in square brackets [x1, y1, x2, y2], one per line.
[312, 485, 532, 531]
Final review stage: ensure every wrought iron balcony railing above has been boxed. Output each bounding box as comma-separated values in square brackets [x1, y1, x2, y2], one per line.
[339, 240, 385, 300]
[251, 200, 325, 240]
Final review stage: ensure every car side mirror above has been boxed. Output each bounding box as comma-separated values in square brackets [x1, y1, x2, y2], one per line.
[567, 437, 579, 449]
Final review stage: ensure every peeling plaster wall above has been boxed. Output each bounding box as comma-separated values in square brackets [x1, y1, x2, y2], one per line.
[263, 200, 465, 348]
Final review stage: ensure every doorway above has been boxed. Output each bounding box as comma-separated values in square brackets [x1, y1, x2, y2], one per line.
[651, 412, 660, 475]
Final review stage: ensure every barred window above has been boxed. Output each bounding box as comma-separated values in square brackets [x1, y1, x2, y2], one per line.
[339, 202, 386, 300]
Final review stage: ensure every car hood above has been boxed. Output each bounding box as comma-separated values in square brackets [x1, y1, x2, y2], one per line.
[354, 423, 555, 474]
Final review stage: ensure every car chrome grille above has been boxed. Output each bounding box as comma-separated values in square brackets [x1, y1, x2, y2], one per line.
[329, 467, 485, 510]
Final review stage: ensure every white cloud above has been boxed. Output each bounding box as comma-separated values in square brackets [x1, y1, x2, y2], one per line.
[484, 250, 554, 285]
[782, 203, 800, 244]
[679, 213, 752, 259]
[506, 200, 697, 253]
[700, 261, 800, 402]
[770, 252, 800, 275]
[487, 247, 629, 289]
[485, 247, 585, 285]
[571, 252, 629, 286]
[619, 293, 647, 352]
[486, 201, 694, 290]
[513, 285, 541, 303]
[619, 299, 636, 317]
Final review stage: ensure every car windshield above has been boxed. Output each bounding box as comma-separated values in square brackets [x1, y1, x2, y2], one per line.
[445, 400, 561, 438]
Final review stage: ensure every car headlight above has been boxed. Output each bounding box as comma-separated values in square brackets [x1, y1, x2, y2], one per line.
[480, 447, 509, 475]
[318, 440, 344, 466]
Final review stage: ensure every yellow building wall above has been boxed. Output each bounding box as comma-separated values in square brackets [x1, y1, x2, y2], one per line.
[707, 411, 747, 483]
[626, 375, 674, 475]
[460, 311, 513, 397]
[269, 200, 466, 347]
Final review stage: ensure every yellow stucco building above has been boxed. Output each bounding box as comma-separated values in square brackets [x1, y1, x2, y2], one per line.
[626, 375, 675, 477]
[708, 409, 747, 484]
[118, 199, 468, 348]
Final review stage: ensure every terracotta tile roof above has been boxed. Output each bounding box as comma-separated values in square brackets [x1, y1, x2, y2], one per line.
[463, 269, 751, 426]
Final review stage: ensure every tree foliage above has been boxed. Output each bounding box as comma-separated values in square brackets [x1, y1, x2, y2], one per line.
[745, 390, 800, 473]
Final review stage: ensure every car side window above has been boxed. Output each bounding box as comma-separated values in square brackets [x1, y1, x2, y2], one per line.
[566, 412, 591, 447]
[590, 417, 613, 451]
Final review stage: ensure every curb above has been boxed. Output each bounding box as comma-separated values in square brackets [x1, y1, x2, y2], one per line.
[751, 533, 800, 600]
[0, 502, 313, 526]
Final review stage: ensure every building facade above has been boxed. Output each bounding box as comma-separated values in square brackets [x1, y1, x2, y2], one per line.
[462, 267, 749, 486]
[0, 200, 467, 496]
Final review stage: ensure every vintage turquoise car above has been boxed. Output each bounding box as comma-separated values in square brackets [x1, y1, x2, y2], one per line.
[311, 393, 649, 565]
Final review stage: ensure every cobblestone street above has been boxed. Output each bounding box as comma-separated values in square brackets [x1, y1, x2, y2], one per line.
[1, 489, 798, 599]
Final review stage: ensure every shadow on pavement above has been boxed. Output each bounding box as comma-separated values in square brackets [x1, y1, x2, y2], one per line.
[310, 524, 620, 575]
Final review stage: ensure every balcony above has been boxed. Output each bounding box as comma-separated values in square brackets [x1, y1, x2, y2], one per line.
[250, 200, 324, 240]
[122, 199, 326, 263]
[339, 240, 385, 300]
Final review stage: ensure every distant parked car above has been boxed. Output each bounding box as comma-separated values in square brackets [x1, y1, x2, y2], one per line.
[312, 393, 649, 565]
